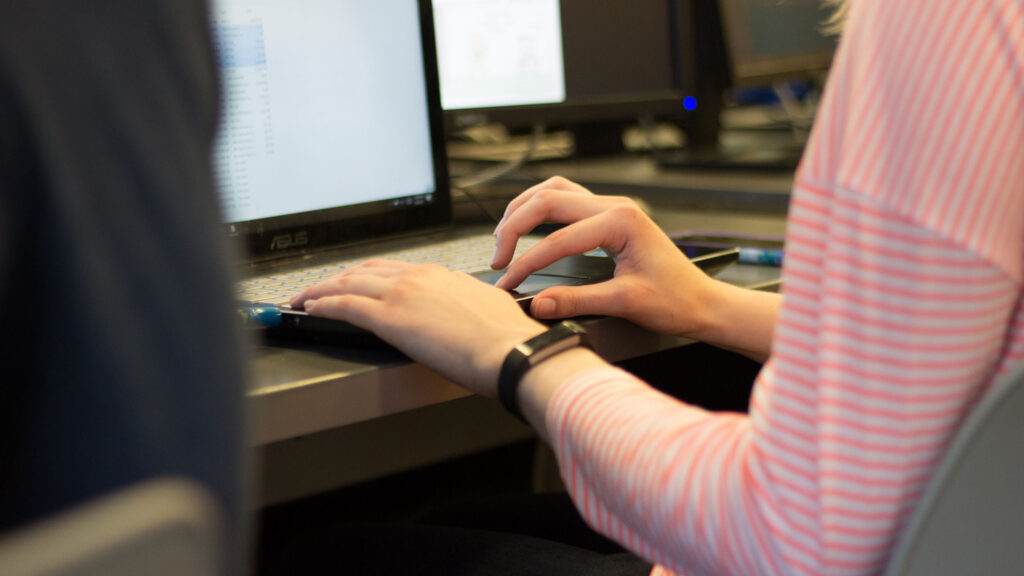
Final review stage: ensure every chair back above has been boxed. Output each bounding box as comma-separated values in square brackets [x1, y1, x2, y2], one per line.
[884, 362, 1024, 575]
[0, 477, 222, 576]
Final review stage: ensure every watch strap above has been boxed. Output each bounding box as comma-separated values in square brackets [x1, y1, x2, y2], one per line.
[498, 320, 593, 421]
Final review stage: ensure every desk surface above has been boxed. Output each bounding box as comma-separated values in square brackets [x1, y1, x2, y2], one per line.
[249, 159, 789, 447]
[251, 314, 718, 445]
[452, 153, 795, 213]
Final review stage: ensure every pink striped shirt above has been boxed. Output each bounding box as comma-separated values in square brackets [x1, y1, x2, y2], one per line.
[546, 1, 1024, 574]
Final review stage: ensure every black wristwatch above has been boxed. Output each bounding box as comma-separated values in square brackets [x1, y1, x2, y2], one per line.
[498, 320, 594, 421]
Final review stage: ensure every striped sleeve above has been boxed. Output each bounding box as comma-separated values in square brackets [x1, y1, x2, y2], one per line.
[545, 1, 1024, 575]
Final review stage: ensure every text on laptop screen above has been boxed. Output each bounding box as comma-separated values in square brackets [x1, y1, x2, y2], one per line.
[432, 0, 565, 110]
[211, 0, 438, 224]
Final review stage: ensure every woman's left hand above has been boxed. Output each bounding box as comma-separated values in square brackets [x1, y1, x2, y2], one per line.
[289, 260, 546, 397]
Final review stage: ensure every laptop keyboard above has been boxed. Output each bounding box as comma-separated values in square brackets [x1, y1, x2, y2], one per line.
[238, 233, 541, 307]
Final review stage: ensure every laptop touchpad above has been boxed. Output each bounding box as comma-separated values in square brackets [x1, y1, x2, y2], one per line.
[474, 255, 615, 312]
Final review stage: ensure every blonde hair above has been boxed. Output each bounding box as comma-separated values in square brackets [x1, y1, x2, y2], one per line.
[822, 0, 849, 36]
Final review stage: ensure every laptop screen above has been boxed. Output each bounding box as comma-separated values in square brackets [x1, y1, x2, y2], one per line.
[210, 0, 451, 261]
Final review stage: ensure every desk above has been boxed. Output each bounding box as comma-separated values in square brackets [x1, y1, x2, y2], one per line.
[252, 312, 733, 504]
[252, 158, 789, 504]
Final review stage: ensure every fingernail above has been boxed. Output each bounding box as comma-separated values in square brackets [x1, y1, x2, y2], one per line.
[533, 298, 556, 317]
[303, 299, 318, 311]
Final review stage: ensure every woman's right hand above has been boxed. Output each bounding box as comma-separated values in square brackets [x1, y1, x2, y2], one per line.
[490, 176, 722, 339]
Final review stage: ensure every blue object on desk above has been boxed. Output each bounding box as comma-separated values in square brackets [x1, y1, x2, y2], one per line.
[238, 303, 393, 348]
[238, 305, 282, 328]
[737, 247, 784, 266]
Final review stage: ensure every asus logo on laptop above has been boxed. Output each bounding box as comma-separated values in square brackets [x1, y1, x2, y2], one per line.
[270, 231, 309, 250]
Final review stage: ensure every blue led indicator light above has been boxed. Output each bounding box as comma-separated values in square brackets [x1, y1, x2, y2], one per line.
[683, 97, 697, 111]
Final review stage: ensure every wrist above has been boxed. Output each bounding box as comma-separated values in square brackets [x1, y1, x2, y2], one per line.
[687, 278, 780, 362]
[474, 320, 546, 395]
[497, 320, 594, 422]
[687, 277, 734, 340]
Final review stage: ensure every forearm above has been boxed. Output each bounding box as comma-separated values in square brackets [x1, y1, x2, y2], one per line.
[528, 363, 755, 575]
[689, 279, 780, 363]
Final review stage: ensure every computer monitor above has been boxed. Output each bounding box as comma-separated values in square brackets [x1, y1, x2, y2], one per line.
[209, 0, 451, 257]
[717, 0, 836, 88]
[433, 0, 566, 112]
[662, 0, 836, 170]
[435, 0, 697, 156]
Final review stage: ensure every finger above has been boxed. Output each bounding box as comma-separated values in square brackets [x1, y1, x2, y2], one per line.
[304, 294, 387, 332]
[529, 281, 630, 320]
[492, 190, 623, 270]
[291, 273, 393, 309]
[290, 260, 418, 307]
[494, 176, 591, 233]
[495, 210, 628, 290]
[495, 186, 603, 241]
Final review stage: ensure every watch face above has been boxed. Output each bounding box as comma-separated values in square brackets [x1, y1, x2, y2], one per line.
[523, 321, 590, 362]
[526, 334, 583, 364]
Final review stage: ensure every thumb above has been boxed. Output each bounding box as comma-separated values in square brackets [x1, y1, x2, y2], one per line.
[530, 281, 625, 319]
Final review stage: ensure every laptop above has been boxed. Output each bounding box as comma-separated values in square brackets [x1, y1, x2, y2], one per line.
[210, 0, 736, 346]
